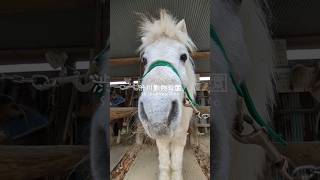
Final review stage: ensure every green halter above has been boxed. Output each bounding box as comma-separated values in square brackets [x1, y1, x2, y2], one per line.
[210, 25, 287, 145]
[142, 60, 199, 108]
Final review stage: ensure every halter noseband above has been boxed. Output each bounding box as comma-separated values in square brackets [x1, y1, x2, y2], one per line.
[142, 60, 198, 108]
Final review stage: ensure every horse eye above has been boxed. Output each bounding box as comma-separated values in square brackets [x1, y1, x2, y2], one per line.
[180, 53, 187, 62]
[142, 57, 147, 66]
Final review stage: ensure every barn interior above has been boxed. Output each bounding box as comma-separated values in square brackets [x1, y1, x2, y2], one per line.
[269, 1, 320, 178]
[109, 0, 320, 179]
[0, 0, 319, 180]
[0, 0, 107, 179]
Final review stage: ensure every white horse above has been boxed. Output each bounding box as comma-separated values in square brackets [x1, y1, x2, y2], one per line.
[212, 0, 276, 180]
[137, 10, 197, 180]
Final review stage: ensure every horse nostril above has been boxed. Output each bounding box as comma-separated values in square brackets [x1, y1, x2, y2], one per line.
[139, 102, 148, 121]
[168, 100, 178, 126]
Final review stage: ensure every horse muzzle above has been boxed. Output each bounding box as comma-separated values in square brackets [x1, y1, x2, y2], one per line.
[138, 99, 180, 138]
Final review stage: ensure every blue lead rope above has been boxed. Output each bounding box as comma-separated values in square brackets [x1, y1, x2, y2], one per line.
[210, 25, 287, 145]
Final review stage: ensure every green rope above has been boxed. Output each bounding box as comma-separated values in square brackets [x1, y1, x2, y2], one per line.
[142, 60, 199, 107]
[210, 25, 287, 145]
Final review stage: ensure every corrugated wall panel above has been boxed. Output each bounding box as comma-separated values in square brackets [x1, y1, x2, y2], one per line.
[275, 92, 319, 142]
[110, 0, 210, 57]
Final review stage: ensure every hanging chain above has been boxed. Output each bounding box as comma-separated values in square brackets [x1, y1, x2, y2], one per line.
[184, 97, 210, 120]
[0, 72, 143, 92]
[0, 73, 97, 92]
[114, 83, 142, 91]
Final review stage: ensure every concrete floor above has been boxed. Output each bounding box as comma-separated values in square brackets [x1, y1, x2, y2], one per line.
[124, 145, 207, 180]
[110, 145, 129, 172]
[199, 135, 210, 154]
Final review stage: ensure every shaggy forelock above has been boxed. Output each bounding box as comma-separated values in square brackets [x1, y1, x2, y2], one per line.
[137, 9, 197, 53]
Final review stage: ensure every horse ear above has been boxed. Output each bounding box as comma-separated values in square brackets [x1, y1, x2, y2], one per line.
[176, 19, 187, 33]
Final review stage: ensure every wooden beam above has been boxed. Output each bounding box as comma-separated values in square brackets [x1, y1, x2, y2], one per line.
[0, 145, 88, 180]
[110, 107, 137, 121]
[78, 106, 138, 121]
[110, 51, 210, 66]
[283, 35, 320, 49]
[109, 57, 139, 66]
[197, 106, 210, 114]
[192, 51, 210, 60]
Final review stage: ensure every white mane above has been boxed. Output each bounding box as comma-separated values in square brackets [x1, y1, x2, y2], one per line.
[137, 9, 197, 53]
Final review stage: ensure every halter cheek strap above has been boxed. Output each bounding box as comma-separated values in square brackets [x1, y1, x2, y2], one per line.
[142, 60, 199, 108]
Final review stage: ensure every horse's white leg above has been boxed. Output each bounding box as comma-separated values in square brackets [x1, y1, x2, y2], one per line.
[156, 139, 171, 180]
[170, 135, 187, 180]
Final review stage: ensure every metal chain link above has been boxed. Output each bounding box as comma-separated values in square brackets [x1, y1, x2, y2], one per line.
[115, 83, 141, 91]
[1, 73, 141, 92]
[184, 97, 210, 120]
[0, 73, 95, 92]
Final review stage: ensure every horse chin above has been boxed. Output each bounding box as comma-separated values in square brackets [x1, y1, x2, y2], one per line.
[144, 123, 175, 139]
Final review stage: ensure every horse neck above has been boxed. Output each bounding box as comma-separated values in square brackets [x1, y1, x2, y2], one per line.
[239, 0, 275, 121]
